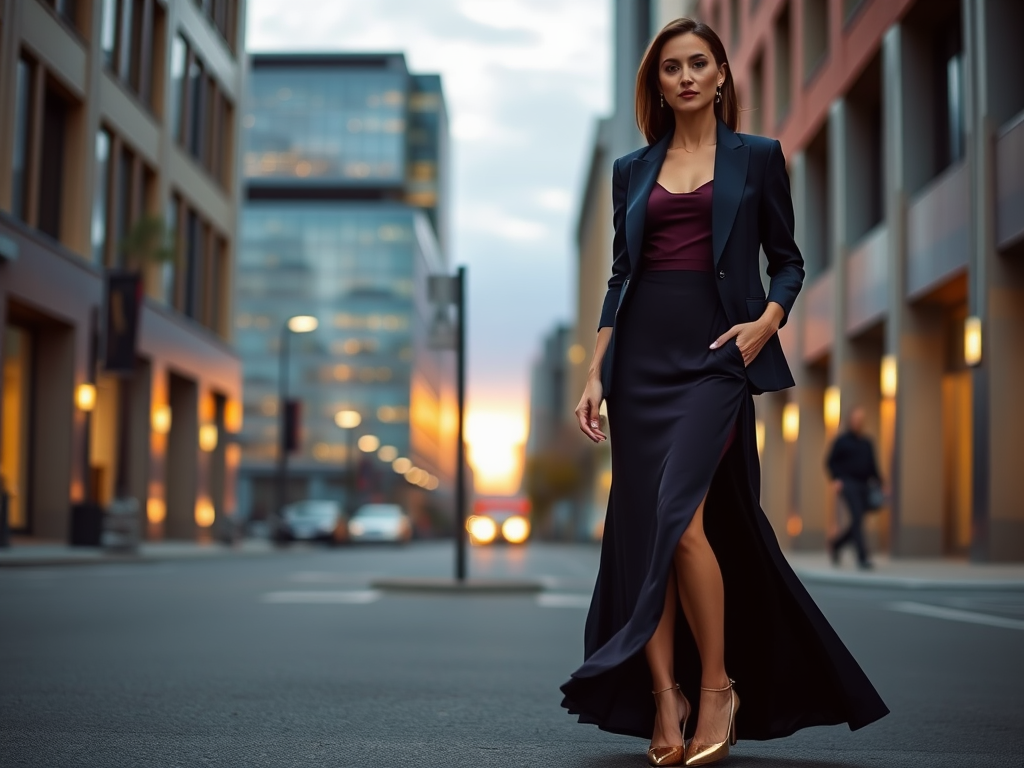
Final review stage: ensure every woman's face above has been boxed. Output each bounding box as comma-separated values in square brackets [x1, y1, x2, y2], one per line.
[657, 32, 725, 119]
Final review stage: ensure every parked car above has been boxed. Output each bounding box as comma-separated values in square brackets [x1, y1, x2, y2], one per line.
[275, 500, 347, 545]
[347, 504, 412, 544]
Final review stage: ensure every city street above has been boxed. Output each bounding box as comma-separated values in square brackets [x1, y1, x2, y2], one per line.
[1, 543, 1022, 768]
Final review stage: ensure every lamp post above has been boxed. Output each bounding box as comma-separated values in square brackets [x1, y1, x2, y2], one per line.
[428, 265, 467, 582]
[334, 409, 362, 515]
[276, 315, 318, 530]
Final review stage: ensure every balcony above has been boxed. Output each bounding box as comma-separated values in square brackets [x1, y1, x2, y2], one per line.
[845, 223, 887, 335]
[907, 160, 970, 300]
[995, 110, 1024, 250]
[801, 270, 834, 363]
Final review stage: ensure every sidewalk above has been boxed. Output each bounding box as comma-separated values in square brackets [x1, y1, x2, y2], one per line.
[0, 538, 275, 567]
[787, 551, 1024, 591]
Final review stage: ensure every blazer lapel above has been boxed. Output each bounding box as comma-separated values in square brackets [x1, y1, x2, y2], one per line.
[712, 121, 749, 266]
[624, 131, 671, 270]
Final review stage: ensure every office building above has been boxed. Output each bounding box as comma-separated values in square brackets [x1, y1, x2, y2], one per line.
[0, 0, 247, 541]
[237, 53, 454, 532]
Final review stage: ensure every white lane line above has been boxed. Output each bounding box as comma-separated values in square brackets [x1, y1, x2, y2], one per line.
[537, 593, 591, 609]
[262, 590, 381, 604]
[888, 601, 1024, 631]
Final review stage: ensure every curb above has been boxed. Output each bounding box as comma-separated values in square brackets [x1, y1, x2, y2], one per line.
[793, 567, 1024, 592]
[370, 577, 545, 594]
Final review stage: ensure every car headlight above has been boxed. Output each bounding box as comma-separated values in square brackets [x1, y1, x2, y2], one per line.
[467, 515, 497, 545]
[501, 515, 530, 544]
[348, 521, 366, 535]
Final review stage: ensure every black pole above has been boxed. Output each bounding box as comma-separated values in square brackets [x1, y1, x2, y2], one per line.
[347, 425, 355, 516]
[275, 325, 290, 526]
[455, 266, 467, 582]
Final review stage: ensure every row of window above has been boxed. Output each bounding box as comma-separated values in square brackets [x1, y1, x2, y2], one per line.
[192, 0, 239, 52]
[170, 33, 235, 187]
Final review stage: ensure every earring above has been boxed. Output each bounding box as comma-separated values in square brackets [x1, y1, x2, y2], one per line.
[715, 85, 722, 104]
[660, 92, 664, 108]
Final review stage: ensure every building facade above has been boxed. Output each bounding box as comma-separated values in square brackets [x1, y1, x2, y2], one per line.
[0, 0, 247, 542]
[574, 0, 1024, 560]
[692, 0, 1024, 562]
[237, 53, 454, 533]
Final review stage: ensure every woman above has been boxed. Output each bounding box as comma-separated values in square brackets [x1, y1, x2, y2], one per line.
[560, 18, 888, 767]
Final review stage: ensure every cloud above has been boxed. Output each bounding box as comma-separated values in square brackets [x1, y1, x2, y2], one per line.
[536, 188, 574, 212]
[460, 203, 548, 241]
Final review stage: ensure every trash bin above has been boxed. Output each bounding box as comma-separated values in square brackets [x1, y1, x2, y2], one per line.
[70, 502, 104, 547]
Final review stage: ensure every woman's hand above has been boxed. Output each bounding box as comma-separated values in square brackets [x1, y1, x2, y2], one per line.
[575, 377, 607, 443]
[709, 302, 785, 367]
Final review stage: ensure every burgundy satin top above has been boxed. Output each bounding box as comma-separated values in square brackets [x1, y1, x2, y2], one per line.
[642, 180, 714, 271]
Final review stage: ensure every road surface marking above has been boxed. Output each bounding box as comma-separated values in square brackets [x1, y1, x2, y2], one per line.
[888, 601, 1024, 631]
[537, 593, 591, 609]
[262, 590, 381, 604]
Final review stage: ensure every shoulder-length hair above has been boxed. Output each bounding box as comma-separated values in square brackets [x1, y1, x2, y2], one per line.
[635, 18, 739, 144]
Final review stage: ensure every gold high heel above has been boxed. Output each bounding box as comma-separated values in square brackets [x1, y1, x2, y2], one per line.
[684, 679, 739, 766]
[647, 684, 691, 767]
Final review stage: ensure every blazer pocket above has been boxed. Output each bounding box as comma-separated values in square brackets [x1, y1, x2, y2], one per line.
[746, 297, 767, 322]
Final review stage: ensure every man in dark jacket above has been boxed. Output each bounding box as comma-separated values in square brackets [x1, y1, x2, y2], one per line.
[826, 406, 881, 569]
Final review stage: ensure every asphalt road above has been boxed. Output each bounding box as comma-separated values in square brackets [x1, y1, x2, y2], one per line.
[1, 542, 1022, 768]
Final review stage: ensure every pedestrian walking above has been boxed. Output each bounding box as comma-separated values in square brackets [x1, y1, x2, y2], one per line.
[826, 406, 882, 570]
[562, 17, 888, 767]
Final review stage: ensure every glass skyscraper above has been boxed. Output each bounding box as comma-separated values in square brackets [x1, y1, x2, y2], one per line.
[236, 54, 453, 531]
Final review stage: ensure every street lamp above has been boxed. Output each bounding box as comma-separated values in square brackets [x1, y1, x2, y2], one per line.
[334, 409, 362, 514]
[276, 315, 318, 529]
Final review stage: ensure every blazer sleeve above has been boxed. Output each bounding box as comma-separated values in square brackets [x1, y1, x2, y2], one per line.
[759, 140, 805, 328]
[597, 157, 630, 330]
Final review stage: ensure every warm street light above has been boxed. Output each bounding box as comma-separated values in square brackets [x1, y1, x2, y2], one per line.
[392, 457, 412, 474]
[199, 423, 218, 452]
[824, 386, 841, 432]
[782, 402, 800, 443]
[287, 315, 319, 333]
[357, 434, 380, 452]
[377, 445, 398, 462]
[755, 418, 765, 456]
[880, 355, 898, 399]
[964, 316, 982, 366]
[335, 410, 362, 429]
[276, 314, 321, 530]
[152, 404, 172, 434]
[75, 383, 97, 412]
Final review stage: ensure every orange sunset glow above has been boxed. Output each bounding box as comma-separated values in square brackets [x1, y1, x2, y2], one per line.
[466, 407, 527, 496]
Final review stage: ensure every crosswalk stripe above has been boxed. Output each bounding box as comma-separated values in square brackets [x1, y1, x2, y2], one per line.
[888, 601, 1024, 631]
[537, 593, 591, 609]
[262, 590, 381, 604]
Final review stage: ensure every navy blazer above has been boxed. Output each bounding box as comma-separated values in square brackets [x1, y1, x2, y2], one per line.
[599, 121, 804, 397]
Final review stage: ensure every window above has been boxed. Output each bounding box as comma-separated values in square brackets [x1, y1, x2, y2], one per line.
[843, 0, 866, 25]
[803, 0, 829, 81]
[103, 0, 158, 109]
[42, 0, 78, 29]
[188, 56, 206, 160]
[91, 129, 113, 265]
[194, 0, 237, 51]
[169, 34, 188, 141]
[935, 20, 965, 170]
[100, 0, 118, 66]
[185, 209, 205, 320]
[114, 146, 135, 266]
[10, 57, 33, 222]
[162, 194, 181, 307]
[774, 5, 792, 125]
[38, 85, 69, 240]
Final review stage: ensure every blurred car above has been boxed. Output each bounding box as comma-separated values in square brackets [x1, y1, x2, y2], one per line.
[466, 496, 532, 545]
[347, 504, 413, 544]
[275, 500, 347, 545]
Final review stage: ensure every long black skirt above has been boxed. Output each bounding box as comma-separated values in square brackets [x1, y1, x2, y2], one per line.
[560, 270, 888, 740]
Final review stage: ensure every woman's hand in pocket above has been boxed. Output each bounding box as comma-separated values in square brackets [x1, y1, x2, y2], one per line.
[710, 302, 785, 367]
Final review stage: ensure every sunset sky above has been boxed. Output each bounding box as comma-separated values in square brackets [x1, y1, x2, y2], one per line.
[248, 0, 613, 493]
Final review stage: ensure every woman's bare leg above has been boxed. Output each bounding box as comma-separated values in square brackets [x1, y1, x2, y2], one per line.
[644, 568, 689, 748]
[675, 494, 735, 745]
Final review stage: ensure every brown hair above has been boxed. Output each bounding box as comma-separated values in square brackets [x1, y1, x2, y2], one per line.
[635, 18, 739, 144]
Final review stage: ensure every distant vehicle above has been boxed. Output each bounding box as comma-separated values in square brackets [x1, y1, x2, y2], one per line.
[275, 500, 347, 545]
[348, 504, 412, 544]
[467, 496, 531, 545]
